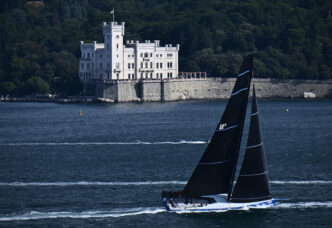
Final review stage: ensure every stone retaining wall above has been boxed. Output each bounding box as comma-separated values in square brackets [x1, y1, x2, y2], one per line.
[95, 78, 332, 102]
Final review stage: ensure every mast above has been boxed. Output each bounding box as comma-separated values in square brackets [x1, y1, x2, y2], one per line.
[183, 55, 253, 197]
[230, 85, 272, 202]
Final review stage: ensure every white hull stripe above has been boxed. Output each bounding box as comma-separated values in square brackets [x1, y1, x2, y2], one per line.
[231, 87, 248, 96]
[237, 70, 250, 77]
[230, 195, 271, 200]
[246, 142, 263, 149]
[251, 111, 259, 116]
[199, 158, 233, 165]
[239, 171, 268, 177]
[216, 124, 239, 132]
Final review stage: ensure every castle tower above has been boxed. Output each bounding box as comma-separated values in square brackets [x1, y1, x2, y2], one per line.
[102, 22, 125, 80]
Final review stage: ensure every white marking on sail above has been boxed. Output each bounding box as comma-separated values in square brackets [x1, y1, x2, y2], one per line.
[251, 111, 259, 116]
[239, 171, 267, 177]
[246, 142, 263, 149]
[231, 87, 248, 96]
[199, 158, 233, 165]
[237, 70, 250, 77]
[0, 180, 331, 187]
[216, 124, 239, 132]
[0, 207, 166, 222]
[0, 140, 207, 146]
[274, 201, 332, 209]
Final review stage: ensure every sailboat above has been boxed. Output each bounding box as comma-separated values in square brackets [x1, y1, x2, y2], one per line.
[161, 55, 276, 212]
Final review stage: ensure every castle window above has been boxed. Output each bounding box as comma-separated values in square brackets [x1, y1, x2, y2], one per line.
[160, 63, 163, 68]
[145, 73, 148, 78]
[150, 62, 153, 68]
[132, 54, 134, 57]
[160, 73, 163, 78]
[150, 53, 152, 57]
[150, 73, 153, 78]
[81, 63, 84, 69]
[132, 74, 135, 79]
[145, 62, 148, 68]
[128, 63, 131, 69]
[141, 72, 143, 78]
[128, 73, 130, 79]
[87, 53, 90, 58]
[140, 53, 143, 57]
[167, 53, 173, 57]
[87, 63, 90, 69]
[116, 63, 120, 69]
[156, 63, 159, 68]
[170, 72, 173, 78]
[156, 73, 159, 78]
[99, 63, 102, 69]
[99, 54, 103, 58]
[116, 44, 119, 49]
[128, 54, 130, 58]
[144, 53, 148, 57]
[116, 73, 119, 79]
[141, 62, 143, 68]
[132, 63, 134, 68]
[160, 54, 163, 57]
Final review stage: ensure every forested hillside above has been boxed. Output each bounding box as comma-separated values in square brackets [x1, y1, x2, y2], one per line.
[0, 0, 331, 96]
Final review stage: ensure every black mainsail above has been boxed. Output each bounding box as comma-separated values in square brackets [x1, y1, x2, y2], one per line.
[183, 55, 253, 197]
[230, 86, 272, 202]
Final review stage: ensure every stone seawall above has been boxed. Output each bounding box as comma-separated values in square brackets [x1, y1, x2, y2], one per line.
[95, 78, 332, 102]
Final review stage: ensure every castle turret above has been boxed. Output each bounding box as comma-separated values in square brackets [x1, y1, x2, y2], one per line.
[103, 22, 125, 80]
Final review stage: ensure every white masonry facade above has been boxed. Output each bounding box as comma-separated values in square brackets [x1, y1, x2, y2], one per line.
[79, 22, 180, 83]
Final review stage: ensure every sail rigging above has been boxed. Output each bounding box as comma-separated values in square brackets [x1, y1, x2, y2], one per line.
[183, 55, 253, 197]
[230, 86, 272, 202]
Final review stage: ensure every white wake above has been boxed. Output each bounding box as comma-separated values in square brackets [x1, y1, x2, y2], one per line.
[1, 202, 331, 221]
[0, 207, 166, 222]
[0, 181, 186, 187]
[0, 180, 331, 187]
[0, 140, 206, 146]
[274, 201, 332, 209]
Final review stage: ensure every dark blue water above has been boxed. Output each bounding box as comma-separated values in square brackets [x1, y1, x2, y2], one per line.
[0, 100, 331, 227]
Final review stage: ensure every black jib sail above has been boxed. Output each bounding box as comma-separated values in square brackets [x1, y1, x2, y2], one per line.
[230, 86, 272, 202]
[183, 55, 253, 197]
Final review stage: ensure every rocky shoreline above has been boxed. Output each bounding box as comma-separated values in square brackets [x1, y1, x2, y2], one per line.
[0, 97, 115, 104]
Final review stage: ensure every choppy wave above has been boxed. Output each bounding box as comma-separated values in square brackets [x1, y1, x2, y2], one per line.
[0, 140, 206, 146]
[0, 180, 331, 187]
[0, 207, 165, 222]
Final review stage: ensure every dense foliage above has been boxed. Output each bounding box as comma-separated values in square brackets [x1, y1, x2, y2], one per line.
[0, 0, 331, 96]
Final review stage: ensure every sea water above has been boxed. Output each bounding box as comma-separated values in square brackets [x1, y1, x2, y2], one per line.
[0, 100, 331, 227]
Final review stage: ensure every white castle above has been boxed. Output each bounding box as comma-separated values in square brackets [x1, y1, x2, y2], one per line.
[79, 21, 180, 84]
